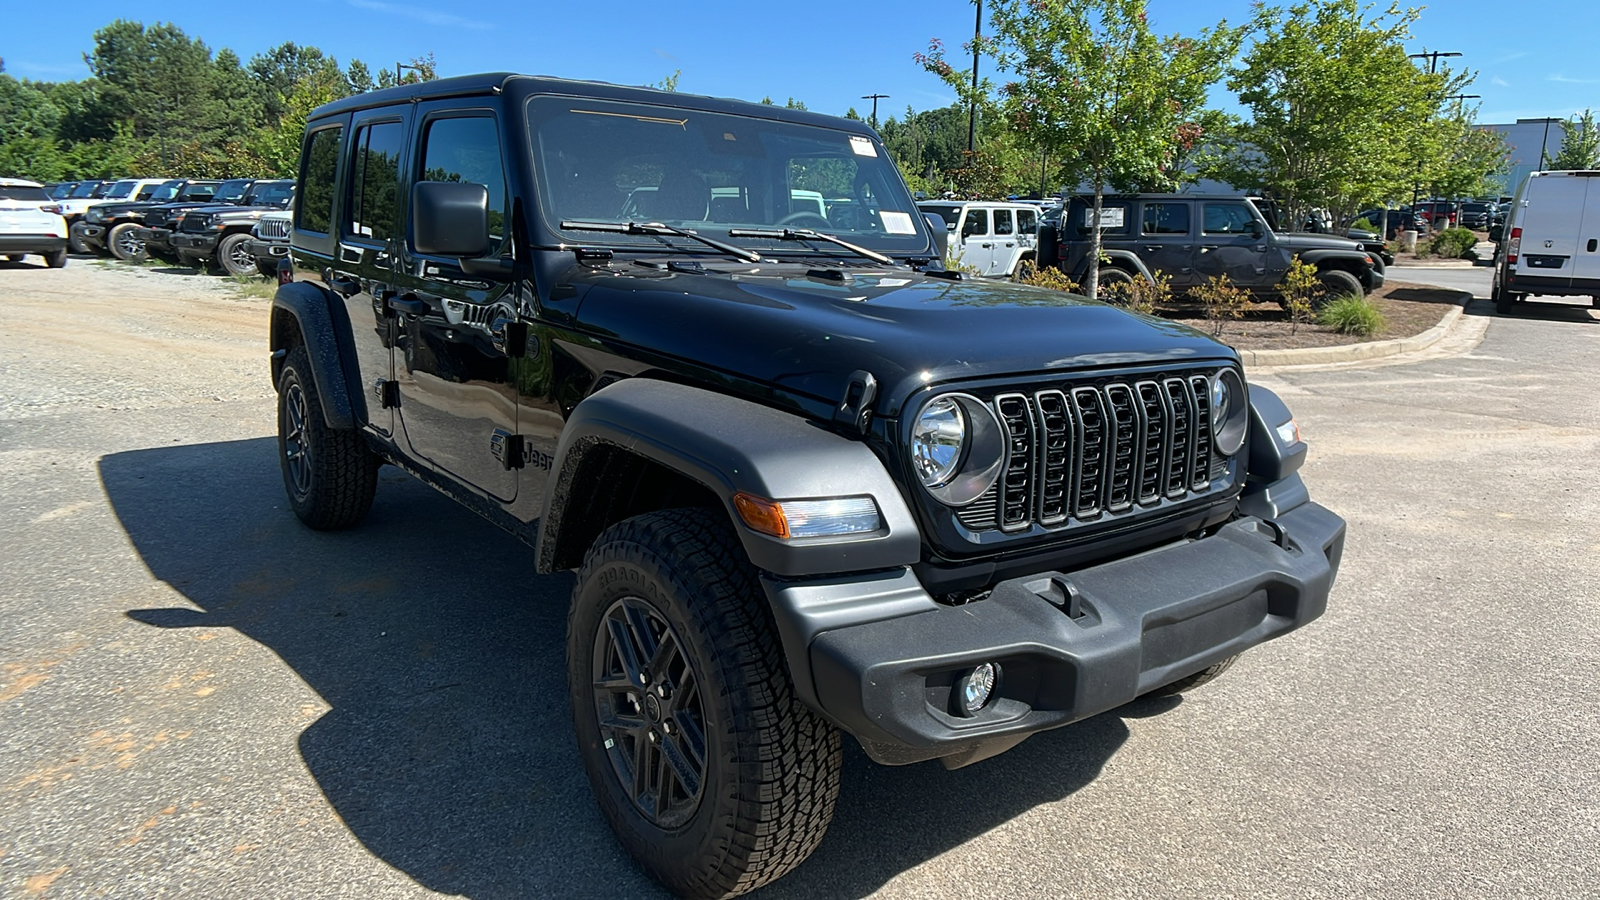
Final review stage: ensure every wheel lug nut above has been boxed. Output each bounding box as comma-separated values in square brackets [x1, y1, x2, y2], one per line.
[661, 720, 673, 735]
[647, 729, 659, 743]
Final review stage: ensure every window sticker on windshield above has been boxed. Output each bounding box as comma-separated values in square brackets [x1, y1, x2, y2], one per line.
[849, 136, 878, 157]
[880, 211, 916, 234]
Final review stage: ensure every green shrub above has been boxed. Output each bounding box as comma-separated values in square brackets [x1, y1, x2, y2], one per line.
[1350, 216, 1377, 233]
[1431, 226, 1477, 259]
[1316, 294, 1387, 336]
[1188, 273, 1251, 337]
[1280, 256, 1320, 334]
[1018, 264, 1079, 293]
[1099, 269, 1172, 315]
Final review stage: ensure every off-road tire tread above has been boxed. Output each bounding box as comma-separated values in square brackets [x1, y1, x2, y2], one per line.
[45, 249, 68, 268]
[1316, 268, 1363, 302]
[277, 347, 378, 530]
[218, 232, 258, 277]
[107, 222, 145, 262]
[570, 509, 841, 899]
[1150, 655, 1239, 696]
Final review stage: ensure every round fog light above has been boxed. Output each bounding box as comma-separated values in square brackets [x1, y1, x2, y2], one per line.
[954, 662, 998, 717]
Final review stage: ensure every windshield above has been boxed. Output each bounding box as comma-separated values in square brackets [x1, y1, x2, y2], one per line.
[71, 182, 101, 198]
[50, 183, 76, 199]
[148, 180, 185, 202]
[106, 181, 137, 199]
[527, 97, 927, 254]
[214, 180, 252, 203]
[248, 182, 294, 206]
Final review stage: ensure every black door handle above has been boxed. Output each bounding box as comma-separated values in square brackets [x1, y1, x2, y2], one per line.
[388, 295, 428, 316]
[1588, 238, 1597, 252]
[329, 275, 360, 298]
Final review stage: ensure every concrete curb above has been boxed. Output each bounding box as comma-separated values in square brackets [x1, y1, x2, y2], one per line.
[1236, 289, 1473, 369]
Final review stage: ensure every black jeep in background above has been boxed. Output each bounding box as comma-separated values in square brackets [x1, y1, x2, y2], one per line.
[132, 179, 266, 262]
[271, 73, 1346, 899]
[1038, 193, 1382, 301]
[171, 180, 294, 275]
[75, 179, 220, 261]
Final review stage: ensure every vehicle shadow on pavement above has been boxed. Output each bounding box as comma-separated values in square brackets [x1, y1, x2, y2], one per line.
[101, 438, 1138, 899]
[1497, 299, 1600, 324]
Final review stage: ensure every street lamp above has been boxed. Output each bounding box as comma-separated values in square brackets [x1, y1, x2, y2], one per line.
[968, 0, 982, 156]
[395, 63, 424, 85]
[861, 93, 889, 130]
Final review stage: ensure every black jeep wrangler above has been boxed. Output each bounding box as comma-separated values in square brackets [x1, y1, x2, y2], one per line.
[170, 179, 295, 275]
[76, 178, 221, 261]
[272, 74, 1346, 899]
[1038, 193, 1383, 300]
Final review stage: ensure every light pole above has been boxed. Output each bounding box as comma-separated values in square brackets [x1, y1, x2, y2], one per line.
[395, 63, 423, 85]
[861, 93, 889, 130]
[968, 0, 982, 157]
[1407, 50, 1462, 211]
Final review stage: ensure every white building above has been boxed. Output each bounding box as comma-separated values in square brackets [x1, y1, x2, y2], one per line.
[1479, 118, 1567, 198]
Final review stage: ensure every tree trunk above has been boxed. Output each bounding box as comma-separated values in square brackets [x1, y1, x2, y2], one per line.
[1086, 182, 1104, 300]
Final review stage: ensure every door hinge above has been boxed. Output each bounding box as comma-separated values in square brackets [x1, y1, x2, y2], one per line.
[374, 379, 400, 409]
[491, 429, 525, 470]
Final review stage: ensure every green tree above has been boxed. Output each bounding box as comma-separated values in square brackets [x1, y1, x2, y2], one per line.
[346, 60, 376, 95]
[925, 0, 1243, 298]
[1212, 0, 1449, 229]
[1547, 109, 1600, 169]
[248, 42, 334, 122]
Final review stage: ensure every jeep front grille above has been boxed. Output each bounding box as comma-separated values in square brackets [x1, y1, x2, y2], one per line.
[957, 370, 1224, 534]
[256, 218, 290, 240]
[179, 213, 210, 233]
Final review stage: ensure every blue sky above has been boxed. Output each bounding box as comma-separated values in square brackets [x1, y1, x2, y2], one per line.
[4, 0, 1596, 126]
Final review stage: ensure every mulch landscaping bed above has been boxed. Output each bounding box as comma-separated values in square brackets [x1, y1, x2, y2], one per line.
[1156, 281, 1464, 351]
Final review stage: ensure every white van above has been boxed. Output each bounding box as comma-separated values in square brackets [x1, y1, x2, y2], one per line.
[1491, 170, 1600, 313]
[917, 200, 1040, 278]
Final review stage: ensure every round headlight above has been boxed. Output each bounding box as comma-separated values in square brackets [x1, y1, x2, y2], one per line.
[911, 393, 1008, 507]
[912, 397, 965, 488]
[1211, 369, 1248, 456]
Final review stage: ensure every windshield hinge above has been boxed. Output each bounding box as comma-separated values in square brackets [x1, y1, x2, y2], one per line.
[834, 370, 878, 436]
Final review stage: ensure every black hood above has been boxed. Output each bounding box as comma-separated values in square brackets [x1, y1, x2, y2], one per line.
[567, 262, 1235, 417]
[1274, 232, 1368, 253]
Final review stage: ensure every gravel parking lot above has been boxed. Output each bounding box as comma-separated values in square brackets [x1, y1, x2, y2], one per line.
[2, 259, 1596, 899]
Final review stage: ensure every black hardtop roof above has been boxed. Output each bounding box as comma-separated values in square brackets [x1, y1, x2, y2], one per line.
[308, 72, 877, 136]
[1067, 193, 1261, 202]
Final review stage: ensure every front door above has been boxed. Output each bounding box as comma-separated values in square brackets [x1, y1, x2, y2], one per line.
[958, 208, 995, 274]
[391, 108, 521, 503]
[1194, 202, 1269, 287]
[333, 114, 409, 439]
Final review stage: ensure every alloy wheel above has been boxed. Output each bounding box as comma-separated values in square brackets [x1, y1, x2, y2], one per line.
[282, 381, 312, 497]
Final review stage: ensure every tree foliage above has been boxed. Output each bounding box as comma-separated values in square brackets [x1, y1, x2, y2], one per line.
[1547, 109, 1600, 169]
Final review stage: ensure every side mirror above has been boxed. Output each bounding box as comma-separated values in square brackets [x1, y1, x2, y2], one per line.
[1488, 224, 1503, 243]
[1249, 220, 1264, 238]
[412, 181, 490, 257]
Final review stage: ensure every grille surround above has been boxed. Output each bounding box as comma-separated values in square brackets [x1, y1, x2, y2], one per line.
[943, 366, 1236, 537]
[256, 217, 290, 240]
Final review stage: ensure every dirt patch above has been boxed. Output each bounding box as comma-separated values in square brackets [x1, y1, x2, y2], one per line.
[1156, 281, 1464, 351]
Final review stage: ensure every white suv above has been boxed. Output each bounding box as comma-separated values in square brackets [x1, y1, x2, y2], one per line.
[917, 200, 1040, 277]
[0, 178, 69, 268]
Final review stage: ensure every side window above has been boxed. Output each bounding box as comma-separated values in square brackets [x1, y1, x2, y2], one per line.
[418, 115, 509, 249]
[1142, 202, 1191, 235]
[993, 209, 1014, 235]
[1017, 208, 1037, 234]
[346, 121, 404, 242]
[962, 209, 989, 237]
[1203, 203, 1256, 235]
[298, 126, 343, 234]
[135, 185, 157, 200]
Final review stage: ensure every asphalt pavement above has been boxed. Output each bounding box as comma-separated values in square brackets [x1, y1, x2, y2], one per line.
[1, 262, 1596, 899]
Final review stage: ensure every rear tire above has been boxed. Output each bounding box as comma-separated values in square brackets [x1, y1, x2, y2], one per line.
[1315, 268, 1363, 304]
[276, 346, 379, 529]
[569, 509, 841, 899]
[45, 249, 68, 269]
[107, 222, 146, 262]
[1096, 266, 1134, 295]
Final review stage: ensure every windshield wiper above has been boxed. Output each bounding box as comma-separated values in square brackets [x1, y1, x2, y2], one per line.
[560, 220, 762, 263]
[725, 227, 894, 265]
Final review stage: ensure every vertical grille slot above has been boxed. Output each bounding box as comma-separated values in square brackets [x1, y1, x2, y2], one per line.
[1188, 375, 1213, 491]
[1104, 384, 1139, 512]
[1163, 378, 1194, 497]
[1071, 387, 1106, 519]
[994, 394, 1035, 531]
[1136, 381, 1168, 504]
[1033, 390, 1071, 525]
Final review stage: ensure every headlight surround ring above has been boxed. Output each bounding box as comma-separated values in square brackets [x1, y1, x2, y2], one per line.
[1211, 368, 1249, 456]
[910, 393, 1007, 507]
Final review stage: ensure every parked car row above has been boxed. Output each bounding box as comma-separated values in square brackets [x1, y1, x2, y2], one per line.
[67, 177, 293, 275]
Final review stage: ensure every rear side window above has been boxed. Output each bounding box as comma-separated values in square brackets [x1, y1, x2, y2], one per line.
[0, 185, 50, 202]
[134, 184, 159, 200]
[1017, 208, 1037, 234]
[298, 125, 343, 234]
[962, 209, 989, 237]
[993, 209, 1014, 235]
[419, 115, 508, 246]
[1142, 202, 1191, 235]
[346, 122, 404, 242]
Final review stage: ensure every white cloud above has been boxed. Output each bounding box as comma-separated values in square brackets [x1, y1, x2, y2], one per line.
[1491, 77, 1510, 88]
[347, 0, 489, 30]
[1549, 73, 1600, 84]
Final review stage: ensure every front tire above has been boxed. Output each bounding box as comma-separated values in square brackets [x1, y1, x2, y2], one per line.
[218, 233, 258, 277]
[108, 222, 146, 262]
[276, 346, 379, 529]
[1315, 268, 1363, 303]
[1150, 655, 1239, 696]
[569, 509, 841, 899]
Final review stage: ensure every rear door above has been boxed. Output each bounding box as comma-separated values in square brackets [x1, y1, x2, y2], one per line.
[1515, 174, 1587, 288]
[1570, 174, 1600, 288]
[990, 207, 1018, 275]
[1137, 200, 1195, 286]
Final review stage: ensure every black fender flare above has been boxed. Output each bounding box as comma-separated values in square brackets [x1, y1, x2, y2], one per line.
[1296, 248, 1370, 271]
[537, 378, 921, 578]
[269, 281, 360, 430]
[1079, 249, 1155, 283]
